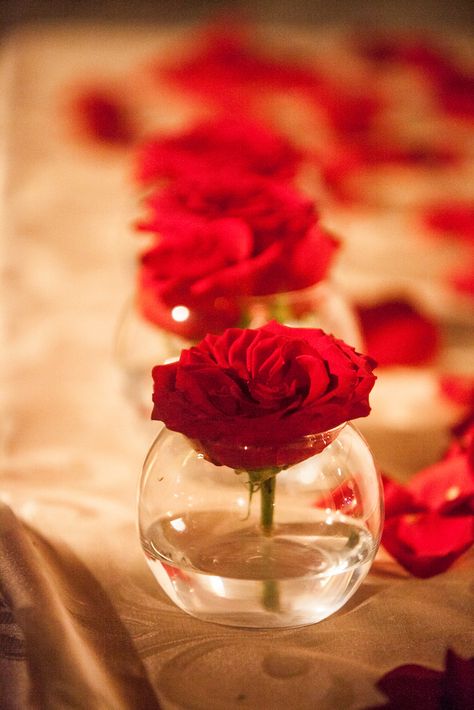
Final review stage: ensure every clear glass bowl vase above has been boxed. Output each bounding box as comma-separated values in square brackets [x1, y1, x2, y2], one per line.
[138, 422, 383, 628]
[116, 281, 363, 417]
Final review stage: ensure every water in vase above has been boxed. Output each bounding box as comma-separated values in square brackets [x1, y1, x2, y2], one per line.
[141, 508, 377, 628]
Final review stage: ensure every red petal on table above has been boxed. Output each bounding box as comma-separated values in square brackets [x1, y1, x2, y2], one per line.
[440, 375, 474, 408]
[422, 203, 474, 244]
[440, 379, 474, 439]
[356, 300, 440, 366]
[408, 454, 474, 516]
[443, 649, 474, 710]
[382, 513, 474, 578]
[72, 89, 135, 145]
[382, 475, 422, 519]
[159, 21, 322, 111]
[370, 649, 474, 710]
[373, 664, 444, 709]
[449, 262, 474, 299]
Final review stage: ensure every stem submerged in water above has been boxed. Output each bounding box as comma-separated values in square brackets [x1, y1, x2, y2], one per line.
[260, 474, 280, 612]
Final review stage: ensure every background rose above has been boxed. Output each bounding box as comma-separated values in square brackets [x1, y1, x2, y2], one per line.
[138, 218, 249, 339]
[138, 213, 339, 340]
[151, 321, 376, 469]
[134, 116, 301, 185]
[138, 171, 317, 248]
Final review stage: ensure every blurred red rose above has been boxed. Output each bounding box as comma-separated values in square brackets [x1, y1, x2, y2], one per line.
[134, 116, 302, 185]
[151, 322, 376, 469]
[138, 171, 317, 247]
[138, 209, 338, 340]
[138, 218, 248, 340]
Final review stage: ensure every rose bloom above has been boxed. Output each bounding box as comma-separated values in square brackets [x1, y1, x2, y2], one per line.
[151, 322, 376, 470]
[134, 116, 302, 185]
[138, 210, 338, 340]
[138, 170, 318, 249]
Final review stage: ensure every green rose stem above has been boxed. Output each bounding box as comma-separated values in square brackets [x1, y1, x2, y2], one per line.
[260, 474, 280, 613]
[260, 475, 277, 535]
[245, 468, 282, 612]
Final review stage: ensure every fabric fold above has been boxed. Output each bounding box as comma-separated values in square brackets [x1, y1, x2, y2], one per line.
[0, 503, 160, 710]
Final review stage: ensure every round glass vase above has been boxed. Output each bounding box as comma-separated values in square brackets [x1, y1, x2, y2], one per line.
[116, 281, 363, 416]
[138, 422, 383, 629]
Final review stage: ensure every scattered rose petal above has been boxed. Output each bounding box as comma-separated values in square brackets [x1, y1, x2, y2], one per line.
[72, 88, 135, 145]
[407, 454, 474, 516]
[423, 203, 474, 244]
[382, 426, 474, 576]
[158, 22, 323, 112]
[356, 300, 440, 367]
[449, 263, 474, 299]
[382, 475, 422, 518]
[382, 512, 474, 578]
[369, 649, 474, 710]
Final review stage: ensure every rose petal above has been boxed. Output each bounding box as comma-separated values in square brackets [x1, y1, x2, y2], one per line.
[369, 649, 474, 710]
[408, 454, 474, 516]
[382, 475, 423, 519]
[373, 663, 443, 710]
[134, 116, 302, 184]
[382, 513, 474, 578]
[72, 89, 135, 145]
[356, 300, 440, 367]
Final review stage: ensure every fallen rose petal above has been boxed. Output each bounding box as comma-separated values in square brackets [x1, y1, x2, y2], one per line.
[440, 376, 474, 408]
[356, 300, 440, 366]
[382, 475, 422, 519]
[72, 89, 135, 145]
[372, 663, 444, 709]
[368, 649, 474, 710]
[158, 21, 323, 111]
[449, 263, 474, 299]
[422, 203, 474, 244]
[407, 453, 474, 516]
[443, 648, 474, 710]
[382, 513, 474, 578]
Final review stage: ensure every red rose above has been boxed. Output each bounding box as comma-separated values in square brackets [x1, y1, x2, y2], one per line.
[137, 172, 338, 339]
[134, 117, 302, 185]
[151, 322, 376, 470]
[138, 218, 248, 339]
[138, 211, 338, 340]
[138, 171, 317, 249]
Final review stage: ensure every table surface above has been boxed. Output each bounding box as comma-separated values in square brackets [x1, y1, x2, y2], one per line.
[0, 24, 473, 710]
